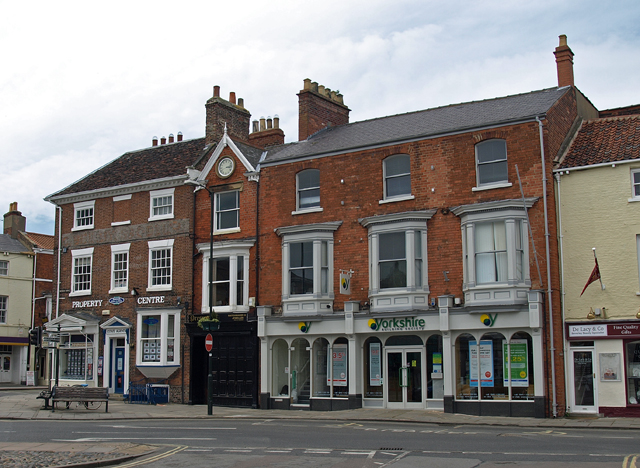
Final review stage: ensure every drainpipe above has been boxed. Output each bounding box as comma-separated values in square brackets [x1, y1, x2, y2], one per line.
[55, 205, 62, 319]
[537, 116, 557, 418]
[555, 172, 569, 411]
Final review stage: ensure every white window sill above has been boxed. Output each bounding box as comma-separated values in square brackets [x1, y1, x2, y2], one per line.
[111, 220, 131, 226]
[379, 194, 414, 205]
[472, 182, 512, 192]
[213, 227, 241, 235]
[628, 198, 640, 203]
[201, 305, 250, 313]
[148, 214, 174, 222]
[71, 225, 94, 232]
[69, 290, 92, 297]
[146, 285, 172, 292]
[109, 287, 128, 295]
[292, 207, 323, 215]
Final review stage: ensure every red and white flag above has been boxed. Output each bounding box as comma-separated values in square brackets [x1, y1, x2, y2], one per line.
[580, 258, 602, 296]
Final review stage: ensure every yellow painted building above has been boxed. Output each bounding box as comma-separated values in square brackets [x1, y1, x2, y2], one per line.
[556, 114, 640, 417]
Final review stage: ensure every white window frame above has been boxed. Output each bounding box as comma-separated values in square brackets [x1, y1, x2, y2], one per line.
[275, 222, 341, 315]
[149, 188, 175, 221]
[360, 211, 434, 312]
[0, 296, 7, 324]
[380, 154, 414, 204]
[294, 169, 323, 215]
[147, 239, 174, 292]
[109, 243, 131, 294]
[215, 190, 240, 232]
[630, 169, 640, 202]
[198, 240, 254, 313]
[136, 309, 180, 367]
[0, 261, 7, 276]
[453, 198, 534, 306]
[72, 201, 95, 231]
[70, 247, 94, 297]
[473, 139, 512, 191]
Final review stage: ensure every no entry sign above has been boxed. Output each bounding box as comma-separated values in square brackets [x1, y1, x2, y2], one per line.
[205, 333, 213, 352]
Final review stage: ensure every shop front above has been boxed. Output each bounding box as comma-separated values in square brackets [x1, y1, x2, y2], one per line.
[566, 320, 640, 417]
[258, 293, 546, 417]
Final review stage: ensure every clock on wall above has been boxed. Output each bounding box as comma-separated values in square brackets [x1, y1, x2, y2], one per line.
[216, 157, 235, 178]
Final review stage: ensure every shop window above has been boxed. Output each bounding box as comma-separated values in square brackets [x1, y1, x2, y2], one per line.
[149, 188, 174, 221]
[312, 338, 330, 397]
[59, 334, 94, 380]
[426, 334, 444, 399]
[72, 200, 95, 231]
[364, 337, 383, 399]
[272, 339, 289, 397]
[331, 337, 349, 397]
[626, 340, 640, 405]
[291, 338, 310, 404]
[136, 310, 179, 366]
[296, 169, 321, 212]
[508, 332, 534, 401]
[70, 248, 93, 297]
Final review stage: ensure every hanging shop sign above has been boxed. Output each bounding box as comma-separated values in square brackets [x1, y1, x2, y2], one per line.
[470, 340, 494, 387]
[298, 322, 311, 333]
[369, 342, 382, 386]
[503, 339, 528, 387]
[367, 317, 425, 332]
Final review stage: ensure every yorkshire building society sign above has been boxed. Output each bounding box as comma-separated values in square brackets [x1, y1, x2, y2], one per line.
[368, 317, 425, 332]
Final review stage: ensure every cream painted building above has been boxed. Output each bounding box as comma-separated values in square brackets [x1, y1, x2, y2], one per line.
[556, 113, 640, 417]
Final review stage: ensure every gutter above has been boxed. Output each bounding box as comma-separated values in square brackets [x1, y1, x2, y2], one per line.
[537, 116, 557, 418]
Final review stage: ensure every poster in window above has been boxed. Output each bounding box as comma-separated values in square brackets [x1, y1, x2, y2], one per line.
[599, 353, 621, 381]
[328, 344, 348, 386]
[369, 343, 381, 386]
[470, 340, 494, 387]
[503, 339, 528, 387]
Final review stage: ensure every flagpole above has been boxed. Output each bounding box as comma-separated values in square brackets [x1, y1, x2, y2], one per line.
[592, 247, 605, 290]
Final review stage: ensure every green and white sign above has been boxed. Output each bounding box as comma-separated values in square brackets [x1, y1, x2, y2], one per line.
[503, 339, 528, 387]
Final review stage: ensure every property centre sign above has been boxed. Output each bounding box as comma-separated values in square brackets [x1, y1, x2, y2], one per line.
[368, 316, 425, 332]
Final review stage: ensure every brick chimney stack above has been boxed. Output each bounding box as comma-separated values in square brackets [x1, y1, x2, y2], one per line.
[298, 79, 350, 141]
[3, 202, 26, 239]
[554, 34, 575, 88]
[249, 113, 285, 149]
[205, 85, 251, 146]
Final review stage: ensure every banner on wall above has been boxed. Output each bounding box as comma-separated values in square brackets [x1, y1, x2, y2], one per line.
[328, 343, 348, 387]
[470, 340, 494, 387]
[503, 339, 528, 387]
[369, 343, 381, 386]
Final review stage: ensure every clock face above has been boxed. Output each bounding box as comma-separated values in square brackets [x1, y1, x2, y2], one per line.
[217, 157, 235, 178]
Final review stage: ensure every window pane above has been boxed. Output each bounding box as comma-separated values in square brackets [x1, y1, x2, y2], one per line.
[214, 258, 230, 281]
[385, 156, 410, 176]
[217, 191, 238, 211]
[153, 196, 172, 216]
[477, 140, 507, 185]
[478, 161, 508, 185]
[151, 249, 171, 285]
[299, 188, 320, 209]
[386, 174, 411, 197]
[113, 252, 128, 288]
[141, 315, 161, 338]
[291, 268, 313, 294]
[298, 170, 319, 189]
[477, 140, 506, 163]
[0, 261, 7, 276]
[213, 282, 230, 306]
[290, 242, 313, 268]
[380, 260, 407, 289]
[379, 232, 405, 260]
[74, 257, 91, 291]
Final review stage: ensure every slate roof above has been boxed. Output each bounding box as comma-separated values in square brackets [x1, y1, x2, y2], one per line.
[0, 234, 30, 254]
[557, 115, 640, 169]
[263, 87, 570, 164]
[47, 136, 264, 200]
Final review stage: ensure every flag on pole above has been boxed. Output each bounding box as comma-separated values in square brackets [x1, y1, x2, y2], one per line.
[580, 257, 601, 296]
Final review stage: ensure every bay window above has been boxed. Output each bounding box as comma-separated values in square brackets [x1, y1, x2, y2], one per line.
[136, 310, 180, 375]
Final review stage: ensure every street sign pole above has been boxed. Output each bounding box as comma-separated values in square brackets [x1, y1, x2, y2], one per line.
[205, 333, 213, 416]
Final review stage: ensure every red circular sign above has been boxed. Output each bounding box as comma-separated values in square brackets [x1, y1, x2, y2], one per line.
[205, 333, 213, 352]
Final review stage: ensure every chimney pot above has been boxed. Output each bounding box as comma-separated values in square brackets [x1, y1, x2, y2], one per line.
[267, 116, 273, 129]
[177, 132, 183, 142]
[252, 120, 259, 133]
[168, 133, 174, 143]
[303, 78, 312, 90]
[161, 136, 167, 145]
[274, 115, 280, 129]
[152, 136, 158, 146]
[260, 116, 266, 131]
[238, 97, 244, 108]
[9, 202, 17, 212]
[213, 85, 220, 97]
[229, 92, 236, 104]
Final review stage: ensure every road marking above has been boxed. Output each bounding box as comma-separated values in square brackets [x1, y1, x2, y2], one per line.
[53, 437, 215, 442]
[305, 450, 332, 454]
[225, 449, 253, 452]
[185, 449, 212, 452]
[341, 451, 376, 456]
[622, 454, 639, 468]
[266, 450, 291, 453]
[99, 425, 235, 430]
[113, 445, 187, 467]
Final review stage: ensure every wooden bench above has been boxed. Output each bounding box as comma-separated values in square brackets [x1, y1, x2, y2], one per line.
[36, 390, 52, 410]
[51, 386, 109, 413]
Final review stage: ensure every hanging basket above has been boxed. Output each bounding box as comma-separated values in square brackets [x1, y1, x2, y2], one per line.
[201, 320, 220, 331]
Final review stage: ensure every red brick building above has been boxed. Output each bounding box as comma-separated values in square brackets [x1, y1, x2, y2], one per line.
[254, 36, 597, 417]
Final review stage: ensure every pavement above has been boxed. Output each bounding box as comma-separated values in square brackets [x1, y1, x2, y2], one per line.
[1, 384, 640, 467]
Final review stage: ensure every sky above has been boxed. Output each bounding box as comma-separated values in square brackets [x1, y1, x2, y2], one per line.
[2, 0, 639, 235]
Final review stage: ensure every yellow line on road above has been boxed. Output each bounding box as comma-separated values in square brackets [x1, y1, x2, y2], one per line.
[115, 445, 187, 467]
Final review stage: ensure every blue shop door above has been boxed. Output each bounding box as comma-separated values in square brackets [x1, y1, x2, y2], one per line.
[114, 347, 125, 394]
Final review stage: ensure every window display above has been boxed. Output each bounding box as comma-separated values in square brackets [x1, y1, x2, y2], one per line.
[626, 341, 640, 405]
